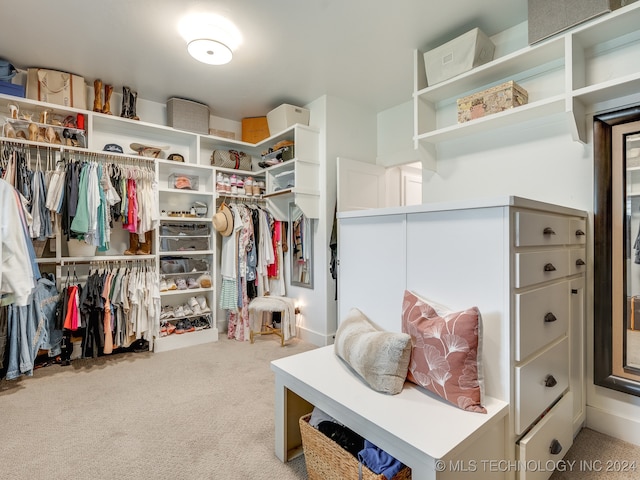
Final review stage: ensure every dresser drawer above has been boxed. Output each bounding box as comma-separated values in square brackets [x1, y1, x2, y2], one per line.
[515, 211, 570, 247]
[518, 393, 573, 480]
[515, 282, 569, 361]
[515, 337, 569, 434]
[515, 250, 569, 288]
[569, 248, 586, 276]
[569, 218, 587, 245]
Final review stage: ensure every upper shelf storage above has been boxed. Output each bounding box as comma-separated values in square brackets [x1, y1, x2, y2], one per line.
[414, 0, 640, 166]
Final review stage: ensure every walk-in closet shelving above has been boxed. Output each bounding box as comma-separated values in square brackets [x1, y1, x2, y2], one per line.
[2, 90, 321, 352]
[413, 0, 640, 167]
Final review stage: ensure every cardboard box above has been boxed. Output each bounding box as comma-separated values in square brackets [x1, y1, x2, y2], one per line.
[528, 0, 627, 44]
[167, 97, 210, 134]
[423, 28, 495, 86]
[457, 81, 528, 123]
[267, 104, 310, 134]
[26, 68, 87, 109]
[242, 116, 270, 143]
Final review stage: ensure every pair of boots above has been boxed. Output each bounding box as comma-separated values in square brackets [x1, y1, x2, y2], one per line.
[93, 79, 114, 115]
[125, 231, 152, 255]
[120, 86, 139, 120]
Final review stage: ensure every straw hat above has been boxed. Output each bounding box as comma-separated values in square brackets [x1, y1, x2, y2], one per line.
[213, 203, 233, 237]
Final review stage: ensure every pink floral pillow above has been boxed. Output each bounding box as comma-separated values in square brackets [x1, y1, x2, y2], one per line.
[401, 290, 486, 413]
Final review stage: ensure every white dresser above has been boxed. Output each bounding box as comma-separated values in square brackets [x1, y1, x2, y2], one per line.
[337, 196, 587, 479]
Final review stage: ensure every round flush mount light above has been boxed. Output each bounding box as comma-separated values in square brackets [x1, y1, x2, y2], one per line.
[187, 38, 233, 65]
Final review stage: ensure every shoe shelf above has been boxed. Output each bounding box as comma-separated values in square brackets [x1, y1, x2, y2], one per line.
[160, 286, 213, 295]
[154, 328, 218, 353]
[413, 0, 640, 167]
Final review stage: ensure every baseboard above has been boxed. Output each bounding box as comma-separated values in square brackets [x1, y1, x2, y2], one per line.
[586, 405, 640, 447]
[295, 326, 334, 347]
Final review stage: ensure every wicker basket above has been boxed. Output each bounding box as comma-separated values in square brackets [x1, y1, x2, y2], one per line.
[299, 414, 411, 480]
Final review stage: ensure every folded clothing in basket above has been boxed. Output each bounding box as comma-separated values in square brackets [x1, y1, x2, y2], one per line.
[310, 407, 405, 478]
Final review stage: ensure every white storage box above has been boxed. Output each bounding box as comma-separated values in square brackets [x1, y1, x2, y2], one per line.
[267, 104, 310, 134]
[423, 28, 495, 86]
[167, 97, 210, 134]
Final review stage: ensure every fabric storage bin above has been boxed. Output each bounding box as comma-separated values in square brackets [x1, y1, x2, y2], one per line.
[166, 97, 210, 134]
[457, 80, 528, 123]
[160, 235, 210, 252]
[67, 238, 97, 257]
[160, 223, 210, 237]
[423, 28, 495, 86]
[528, 0, 625, 44]
[267, 104, 310, 134]
[161, 256, 210, 274]
[299, 414, 411, 480]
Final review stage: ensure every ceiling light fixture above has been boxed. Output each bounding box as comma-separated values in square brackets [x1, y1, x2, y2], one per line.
[187, 38, 233, 65]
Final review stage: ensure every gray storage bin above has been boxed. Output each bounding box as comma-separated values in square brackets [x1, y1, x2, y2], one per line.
[160, 257, 210, 274]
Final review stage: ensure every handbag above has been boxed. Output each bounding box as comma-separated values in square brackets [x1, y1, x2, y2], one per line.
[26, 68, 87, 109]
[211, 149, 252, 170]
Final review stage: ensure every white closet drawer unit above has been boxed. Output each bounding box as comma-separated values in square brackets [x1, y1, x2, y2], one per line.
[517, 393, 573, 480]
[569, 248, 587, 276]
[515, 211, 570, 247]
[515, 250, 570, 288]
[515, 282, 569, 362]
[569, 219, 587, 245]
[515, 337, 569, 434]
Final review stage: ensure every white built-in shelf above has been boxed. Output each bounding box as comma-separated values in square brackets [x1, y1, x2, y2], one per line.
[413, 0, 640, 167]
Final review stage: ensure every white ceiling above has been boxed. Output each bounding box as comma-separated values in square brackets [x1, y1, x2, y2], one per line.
[0, 0, 527, 121]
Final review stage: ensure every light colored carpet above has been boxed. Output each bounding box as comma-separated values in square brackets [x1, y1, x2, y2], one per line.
[549, 428, 640, 480]
[2, 334, 639, 479]
[0, 334, 315, 480]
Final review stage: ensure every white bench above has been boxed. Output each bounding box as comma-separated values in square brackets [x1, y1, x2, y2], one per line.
[271, 345, 509, 480]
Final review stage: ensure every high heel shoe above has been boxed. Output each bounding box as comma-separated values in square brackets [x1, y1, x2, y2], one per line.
[45, 126, 56, 143]
[3, 121, 16, 138]
[28, 122, 38, 141]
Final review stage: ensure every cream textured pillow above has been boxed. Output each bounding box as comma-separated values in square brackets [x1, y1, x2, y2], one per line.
[334, 308, 411, 395]
[402, 290, 486, 413]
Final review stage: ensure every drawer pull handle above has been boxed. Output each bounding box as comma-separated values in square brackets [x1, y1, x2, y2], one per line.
[544, 312, 557, 323]
[544, 263, 557, 272]
[550, 439, 563, 455]
[575, 258, 586, 266]
[575, 229, 585, 236]
[545, 375, 558, 388]
[543, 227, 556, 235]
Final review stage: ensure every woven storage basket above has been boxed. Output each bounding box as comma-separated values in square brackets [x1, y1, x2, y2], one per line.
[299, 414, 411, 480]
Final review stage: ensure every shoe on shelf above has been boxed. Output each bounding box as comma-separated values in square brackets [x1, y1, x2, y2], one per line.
[166, 278, 178, 290]
[187, 277, 199, 289]
[160, 321, 168, 337]
[166, 321, 176, 335]
[182, 303, 194, 317]
[173, 305, 185, 318]
[197, 272, 212, 288]
[176, 278, 188, 290]
[175, 320, 186, 334]
[188, 296, 202, 315]
[160, 305, 174, 320]
[182, 319, 195, 333]
[160, 278, 168, 292]
[195, 295, 210, 313]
